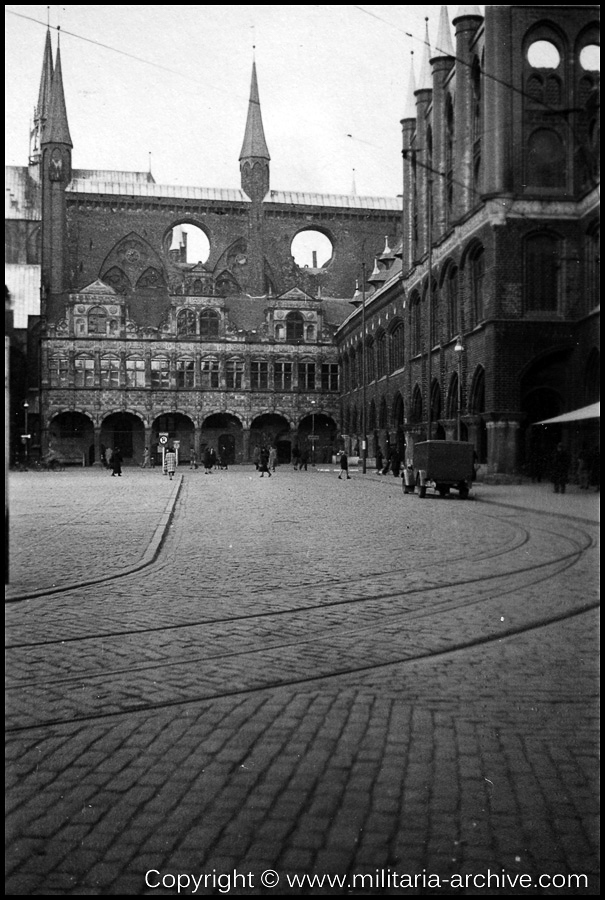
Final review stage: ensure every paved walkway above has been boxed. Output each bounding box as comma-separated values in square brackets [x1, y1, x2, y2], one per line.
[5, 466, 600, 895]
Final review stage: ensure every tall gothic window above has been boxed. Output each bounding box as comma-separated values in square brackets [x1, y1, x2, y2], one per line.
[470, 246, 485, 326]
[446, 265, 459, 339]
[391, 322, 405, 371]
[445, 95, 454, 223]
[527, 129, 566, 188]
[471, 57, 482, 198]
[524, 233, 560, 313]
[410, 293, 421, 356]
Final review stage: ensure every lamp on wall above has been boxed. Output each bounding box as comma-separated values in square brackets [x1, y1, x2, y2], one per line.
[454, 337, 464, 441]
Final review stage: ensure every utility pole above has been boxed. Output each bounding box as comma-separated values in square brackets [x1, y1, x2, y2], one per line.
[426, 168, 433, 441]
[361, 261, 367, 474]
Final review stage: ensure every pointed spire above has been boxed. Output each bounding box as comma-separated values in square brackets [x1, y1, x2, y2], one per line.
[367, 258, 387, 285]
[239, 61, 270, 161]
[36, 27, 54, 122]
[433, 6, 455, 59]
[401, 52, 417, 120]
[416, 18, 433, 92]
[45, 34, 72, 146]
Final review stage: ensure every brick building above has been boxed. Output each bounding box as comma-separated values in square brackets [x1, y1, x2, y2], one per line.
[336, 5, 599, 475]
[6, 32, 400, 466]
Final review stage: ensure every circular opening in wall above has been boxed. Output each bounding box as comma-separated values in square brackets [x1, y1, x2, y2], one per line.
[580, 44, 600, 72]
[527, 40, 561, 69]
[291, 231, 333, 270]
[167, 223, 210, 265]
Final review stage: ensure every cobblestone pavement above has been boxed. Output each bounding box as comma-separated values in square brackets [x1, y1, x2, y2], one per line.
[5, 467, 600, 895]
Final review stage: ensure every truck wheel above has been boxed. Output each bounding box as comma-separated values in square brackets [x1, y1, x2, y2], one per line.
[458, 482, 469, 499]
[419, 485, 427, 498]
[436, 484, 450, 496]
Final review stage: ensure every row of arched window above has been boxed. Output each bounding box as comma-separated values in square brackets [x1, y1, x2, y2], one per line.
[340, 321, 404, 390]
[341, 368, 486, 434]
[48, 354, 339, 393]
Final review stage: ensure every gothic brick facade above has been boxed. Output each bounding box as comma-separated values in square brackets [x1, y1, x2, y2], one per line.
[336, 5, 599, 476]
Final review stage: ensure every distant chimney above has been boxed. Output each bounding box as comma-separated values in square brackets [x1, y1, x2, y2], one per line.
[312, 251, 318, 268]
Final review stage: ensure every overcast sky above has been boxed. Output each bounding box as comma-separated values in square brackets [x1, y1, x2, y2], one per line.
[5, 5, 483, 199]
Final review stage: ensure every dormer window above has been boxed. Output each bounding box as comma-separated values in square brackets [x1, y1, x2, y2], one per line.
[286, 312, 304, 341]
[88, 306, 107, 335]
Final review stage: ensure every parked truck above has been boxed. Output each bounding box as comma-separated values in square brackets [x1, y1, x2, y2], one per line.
[412, 441, 475, 499]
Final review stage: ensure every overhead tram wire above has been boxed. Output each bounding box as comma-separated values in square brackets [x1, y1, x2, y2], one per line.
[351, 4, 599, 192]
[6, 9, 249, 104]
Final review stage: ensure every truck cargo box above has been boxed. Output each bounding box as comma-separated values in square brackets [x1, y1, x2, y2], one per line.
[413, 441, 475, 498]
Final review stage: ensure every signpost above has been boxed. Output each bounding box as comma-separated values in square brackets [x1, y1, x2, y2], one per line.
[159, 432, 169, 472]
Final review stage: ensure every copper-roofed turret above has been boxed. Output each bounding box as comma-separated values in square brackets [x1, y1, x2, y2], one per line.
[239, 61, 270, 201]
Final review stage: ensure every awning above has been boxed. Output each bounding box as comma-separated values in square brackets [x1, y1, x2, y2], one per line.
[535, 402, 600, 425]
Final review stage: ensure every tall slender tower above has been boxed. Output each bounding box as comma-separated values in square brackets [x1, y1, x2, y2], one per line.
[29, 26, 54, 178]
[40, 32, 72, 315]
[239, 62, 270, 295]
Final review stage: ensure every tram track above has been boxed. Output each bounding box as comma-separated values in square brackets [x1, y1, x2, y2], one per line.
[4, 510, 594, 649]
[6, 516, 598, 733]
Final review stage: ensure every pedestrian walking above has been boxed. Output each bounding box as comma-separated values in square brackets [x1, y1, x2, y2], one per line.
[550, 442, 570, 494]
[189, 445, 198, 470]
[391, 448, 401, 477]
[141, 446, 150, 468]
[111, 447, 123, 477]
[291, 444, 300, 471]
[298, 448, 309, 471]
[252, 445, 260, 471]
[376, 447, 383, 473]
[259, 447, 272, 477]
[576, 444, 589, 489]
[268, 445, 277, 472]
[202, 446, 214, 474]
[338, 451, 351, 479]
[105, 446, 113, 471]
[165, 445, 177, 481]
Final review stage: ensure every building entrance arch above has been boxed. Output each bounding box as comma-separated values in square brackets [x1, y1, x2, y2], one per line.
[298, 412, 338, 464]
[102, 412, 145, 465]
[202, 413, 243, 463]
[250, 413, 291, 463]
[49, 411, 94, 465]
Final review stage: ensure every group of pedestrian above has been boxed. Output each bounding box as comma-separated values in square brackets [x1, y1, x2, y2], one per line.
[291, 445, 309, 471]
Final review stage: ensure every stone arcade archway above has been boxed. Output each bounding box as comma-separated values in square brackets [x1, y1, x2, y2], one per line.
[202, 413, 243, 465]
[249, 414, 292, 464]
[102, 412, 146, 465]
[298, 412, 338, 465]
[48, 411, 94, 466]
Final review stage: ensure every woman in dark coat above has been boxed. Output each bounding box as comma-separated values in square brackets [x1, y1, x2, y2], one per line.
[338, 451, 351, 480]
[111, 447, 123, 477]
